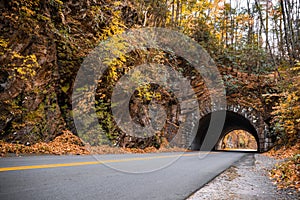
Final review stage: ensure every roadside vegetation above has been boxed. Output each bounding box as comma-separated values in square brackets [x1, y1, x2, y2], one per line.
[266, 62, 300, 191]
[0, 130, 186, 156]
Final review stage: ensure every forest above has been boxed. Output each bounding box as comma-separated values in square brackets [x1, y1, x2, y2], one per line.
[0, 0, 299, 190]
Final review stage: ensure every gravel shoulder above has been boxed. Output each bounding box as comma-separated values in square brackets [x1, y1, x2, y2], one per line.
[187, 153, 299, 200]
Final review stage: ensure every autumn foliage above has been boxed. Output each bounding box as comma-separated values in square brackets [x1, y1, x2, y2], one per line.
[271, 62, 300, 146]
[0, 130, 88, 156]
[0, 130, 186, 156]
[267, 62, 300, 191]
[266, 142, 300, 191]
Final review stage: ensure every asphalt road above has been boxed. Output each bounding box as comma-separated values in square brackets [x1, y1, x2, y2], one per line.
[0, 151, 246, 200]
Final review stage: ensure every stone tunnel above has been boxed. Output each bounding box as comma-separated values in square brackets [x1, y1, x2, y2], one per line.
[188, 105, 273, 152]
[175, 66, 276, 153]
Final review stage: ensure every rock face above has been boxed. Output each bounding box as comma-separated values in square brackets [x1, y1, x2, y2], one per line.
[0, 0, 116, 143]
[0, 0, 65, 143]
[0, 0, 278, 149]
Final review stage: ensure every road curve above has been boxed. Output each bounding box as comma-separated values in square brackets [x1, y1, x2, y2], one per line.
[0, 151, 246, 200]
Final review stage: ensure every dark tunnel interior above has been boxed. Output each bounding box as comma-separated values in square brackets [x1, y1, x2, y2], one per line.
[190, 111, 259, 151]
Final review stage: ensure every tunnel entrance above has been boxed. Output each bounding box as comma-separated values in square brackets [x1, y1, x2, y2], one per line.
[215, 130, 258, 151]
[190, 111, 259, 151]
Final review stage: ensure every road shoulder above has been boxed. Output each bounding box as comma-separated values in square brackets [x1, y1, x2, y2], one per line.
[187, 154, 299, 200]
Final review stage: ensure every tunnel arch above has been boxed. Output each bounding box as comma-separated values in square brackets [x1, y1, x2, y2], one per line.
[190, 110, 261, 151]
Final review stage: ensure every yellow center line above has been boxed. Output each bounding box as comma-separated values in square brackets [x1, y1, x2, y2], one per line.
[0, 152, 218, 172]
